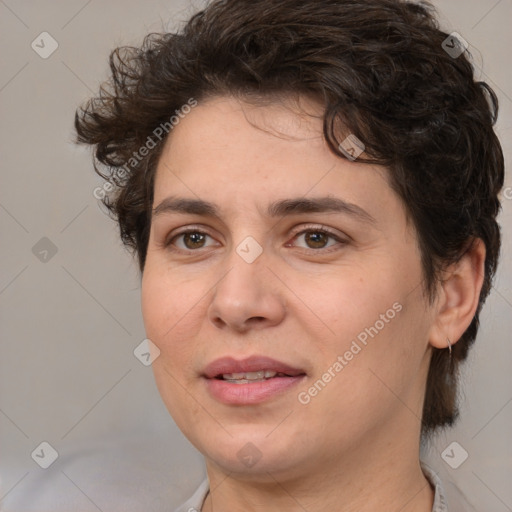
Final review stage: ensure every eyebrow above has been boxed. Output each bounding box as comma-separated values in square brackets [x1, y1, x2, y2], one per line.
[152, 196, 376, 225]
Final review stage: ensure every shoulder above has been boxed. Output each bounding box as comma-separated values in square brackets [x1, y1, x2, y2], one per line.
[173, 478, 209, 512]
[421, 462, 477, 512]
[174, 466, 477, 512]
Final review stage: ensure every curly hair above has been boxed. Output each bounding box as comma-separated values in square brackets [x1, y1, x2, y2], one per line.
[75, 0, 504, 437]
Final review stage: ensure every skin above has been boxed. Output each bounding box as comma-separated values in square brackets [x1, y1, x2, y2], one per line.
[141, 95, 485, 512]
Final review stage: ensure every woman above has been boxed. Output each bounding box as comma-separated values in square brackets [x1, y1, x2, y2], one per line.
[75, 0, 505, 510]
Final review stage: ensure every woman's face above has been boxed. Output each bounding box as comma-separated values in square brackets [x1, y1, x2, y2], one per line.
[141, 95, 435, 479]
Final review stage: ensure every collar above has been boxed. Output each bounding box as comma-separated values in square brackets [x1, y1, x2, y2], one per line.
[175, 462, 461, 512]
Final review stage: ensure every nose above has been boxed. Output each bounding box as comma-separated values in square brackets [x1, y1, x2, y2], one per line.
[207, 252, 286, 333]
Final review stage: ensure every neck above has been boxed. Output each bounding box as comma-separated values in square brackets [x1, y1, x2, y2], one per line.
[201, 422, 434, 512]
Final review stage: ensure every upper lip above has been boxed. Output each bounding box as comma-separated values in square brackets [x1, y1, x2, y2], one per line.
[202, 356, 306, 378]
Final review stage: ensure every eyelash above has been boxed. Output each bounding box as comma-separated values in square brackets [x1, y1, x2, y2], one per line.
[164, 224, 348, 254]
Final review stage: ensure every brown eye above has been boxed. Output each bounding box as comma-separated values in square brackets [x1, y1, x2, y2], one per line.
[291, 228, 343, 250]
[182, 232, 207, 249]
[167, 230, 215, 251]
[303, 231, 330, 249]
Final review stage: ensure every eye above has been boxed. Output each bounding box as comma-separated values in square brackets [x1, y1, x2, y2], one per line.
[166, 229, 217, 251]
[288, 225, 347, 251]
[164, 225, 347, 253]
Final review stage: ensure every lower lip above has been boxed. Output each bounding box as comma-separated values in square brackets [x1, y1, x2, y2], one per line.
[204, 375, 306, 405]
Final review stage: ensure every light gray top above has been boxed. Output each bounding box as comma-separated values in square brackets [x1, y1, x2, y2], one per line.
[174, 462, 476, 512]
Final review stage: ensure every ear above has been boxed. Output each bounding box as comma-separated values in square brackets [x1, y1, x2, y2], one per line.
[428, 238, 486, 349]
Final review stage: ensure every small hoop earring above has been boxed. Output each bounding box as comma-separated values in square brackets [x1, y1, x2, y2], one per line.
[447, 337, 452, 356]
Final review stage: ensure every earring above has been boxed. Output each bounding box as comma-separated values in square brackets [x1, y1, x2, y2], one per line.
[447, 337, 452, 356]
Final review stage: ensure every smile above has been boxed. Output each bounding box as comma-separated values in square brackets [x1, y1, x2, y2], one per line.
[202, 356, 307, 404]
[220, 370, 296, 383]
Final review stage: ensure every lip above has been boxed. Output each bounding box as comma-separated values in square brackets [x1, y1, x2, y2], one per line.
[202, 355, 305, 379]
[202, 355, 307, 405]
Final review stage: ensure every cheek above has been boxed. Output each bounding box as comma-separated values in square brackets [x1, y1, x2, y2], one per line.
[289, 263, 399, 347]
[292, 256, 427, 390]
[141, 263, 200, 344]
[141, 267, 206, 427]
[141, 271, 169, 346]
[141, 266, 200, 410]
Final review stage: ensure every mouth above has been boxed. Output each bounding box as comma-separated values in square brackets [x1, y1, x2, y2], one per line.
[216, 370, 300, 384]
[202, 355, 307, 405]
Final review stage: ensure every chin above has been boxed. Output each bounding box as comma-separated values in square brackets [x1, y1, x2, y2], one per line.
[195, 426, 310, 478]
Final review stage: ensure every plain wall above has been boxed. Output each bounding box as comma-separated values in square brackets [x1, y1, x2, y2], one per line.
[1, 1, 511, 510]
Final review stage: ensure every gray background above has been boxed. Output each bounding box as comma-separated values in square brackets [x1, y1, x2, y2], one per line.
[0, 1, 511, 511]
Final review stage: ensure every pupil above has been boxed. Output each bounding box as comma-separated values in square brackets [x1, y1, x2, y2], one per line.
[182, 232, 328, 250]
[185, 232, 205, 248]
[306, 232, 327, 248]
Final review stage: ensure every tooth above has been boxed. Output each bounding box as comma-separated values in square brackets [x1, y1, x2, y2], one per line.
[245, 371, 265, 380]
[223, 372, 246, 380]
[220, 370, 283, 381]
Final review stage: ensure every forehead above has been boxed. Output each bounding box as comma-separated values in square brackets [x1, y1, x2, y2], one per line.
[152, 94, 404, 226]
[158, 94, 326, 164]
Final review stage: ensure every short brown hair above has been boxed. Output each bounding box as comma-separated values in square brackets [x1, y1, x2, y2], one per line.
[75, 0, 505, 437]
